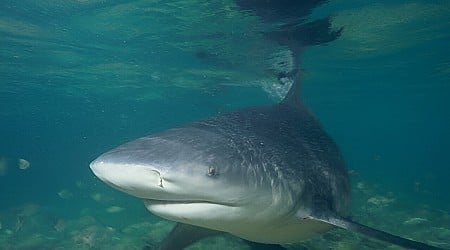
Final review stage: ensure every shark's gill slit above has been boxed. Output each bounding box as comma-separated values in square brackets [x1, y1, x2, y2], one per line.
[151, 169, 164, 188]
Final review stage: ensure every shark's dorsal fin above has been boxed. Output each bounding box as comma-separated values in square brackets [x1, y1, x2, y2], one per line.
[310, 214, 446, 250]
[280, 48, 302, 106]
[280, 71, 301, 106]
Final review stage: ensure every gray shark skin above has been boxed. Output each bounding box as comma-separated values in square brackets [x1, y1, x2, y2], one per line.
[90, 77, 446, 249]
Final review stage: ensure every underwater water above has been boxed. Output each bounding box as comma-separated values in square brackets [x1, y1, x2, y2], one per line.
[0, 0, 449, 249]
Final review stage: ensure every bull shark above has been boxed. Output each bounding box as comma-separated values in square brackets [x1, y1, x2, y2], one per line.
[90, 72, 445, 249]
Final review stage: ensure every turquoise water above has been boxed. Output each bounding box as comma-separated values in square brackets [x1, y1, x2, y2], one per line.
[1, 0, 449, 249]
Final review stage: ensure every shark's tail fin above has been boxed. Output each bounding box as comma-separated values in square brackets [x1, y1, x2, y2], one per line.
[312, 215, 447, 250]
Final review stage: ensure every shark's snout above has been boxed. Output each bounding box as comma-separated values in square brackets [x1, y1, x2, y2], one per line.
[89, 159, 163, 199]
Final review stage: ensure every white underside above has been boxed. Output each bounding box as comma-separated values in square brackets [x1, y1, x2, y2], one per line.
[144, 200, 333, 244]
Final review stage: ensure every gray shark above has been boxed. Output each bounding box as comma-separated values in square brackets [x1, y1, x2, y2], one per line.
[90, 77, 445, 250]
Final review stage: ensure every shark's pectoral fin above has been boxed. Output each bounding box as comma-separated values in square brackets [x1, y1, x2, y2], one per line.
[242, 239, 287, 250]
[310, 214, 446, 250]
[145, 223, 222, 250]
[144, 222, 289, 250]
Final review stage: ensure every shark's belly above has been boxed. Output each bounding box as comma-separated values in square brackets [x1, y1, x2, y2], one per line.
[227, 218, 334, 244]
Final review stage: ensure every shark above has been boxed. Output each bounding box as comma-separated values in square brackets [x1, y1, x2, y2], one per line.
[90, 72, 445, 249]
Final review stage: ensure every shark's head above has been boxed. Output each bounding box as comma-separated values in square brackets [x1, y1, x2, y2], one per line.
[90, 125, 309, 241]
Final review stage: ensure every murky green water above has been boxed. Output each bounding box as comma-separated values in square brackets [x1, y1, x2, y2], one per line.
[0, 0, 449, 249]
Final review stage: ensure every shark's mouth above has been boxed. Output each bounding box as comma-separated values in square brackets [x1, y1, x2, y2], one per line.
[143, 199, 236, 207]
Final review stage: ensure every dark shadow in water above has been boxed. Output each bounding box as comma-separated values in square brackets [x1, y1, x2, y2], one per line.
[234, 0, 342, 47]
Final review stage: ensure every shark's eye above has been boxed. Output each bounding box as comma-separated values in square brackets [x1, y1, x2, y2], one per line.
[207, 166, 217, 177]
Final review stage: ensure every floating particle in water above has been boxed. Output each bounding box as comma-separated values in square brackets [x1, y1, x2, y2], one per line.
[54, 219, 65, 232]
[106, 226, 116, 233]
[0, 220, 2, 230]
[367, 195, 395, 207]
[0, 157, 8, 176]
[348, 169, 359, 176]
[75, 180, 87, 189]
[90, 192, 112, 202]
[403, 217, 429, 225]
[91, 192, 103, 202]
[58, 189, 74, 199]
[356, 182, 365, 190]
[106, 206, 125, 213]
[18, 158, 30, 170]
